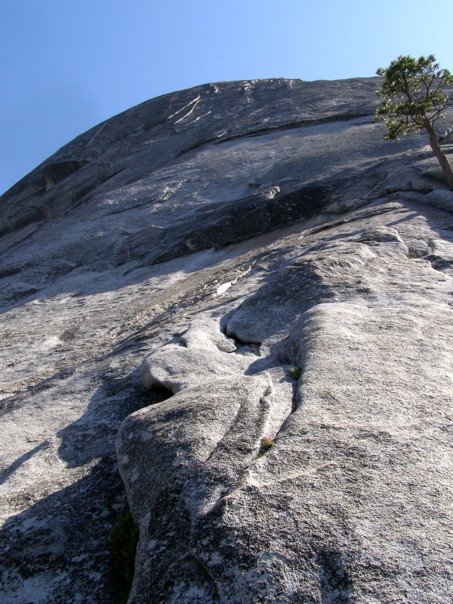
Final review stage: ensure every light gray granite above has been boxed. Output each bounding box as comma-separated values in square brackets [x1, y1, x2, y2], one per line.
[1, 78, 452, 602]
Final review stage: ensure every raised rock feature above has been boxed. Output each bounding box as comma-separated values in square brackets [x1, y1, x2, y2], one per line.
[1, 78, 452, 602]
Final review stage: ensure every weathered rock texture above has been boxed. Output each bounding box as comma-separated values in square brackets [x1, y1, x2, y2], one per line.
[0, 78, 452, 603]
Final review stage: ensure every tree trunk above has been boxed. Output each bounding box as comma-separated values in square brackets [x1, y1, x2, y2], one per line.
[425, 121, 453, 190]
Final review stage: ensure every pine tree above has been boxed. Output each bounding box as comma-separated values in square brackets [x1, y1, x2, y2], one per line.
[376, 55, 453, 190]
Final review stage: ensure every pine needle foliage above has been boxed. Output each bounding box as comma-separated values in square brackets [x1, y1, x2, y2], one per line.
[376, 55, 453, 189]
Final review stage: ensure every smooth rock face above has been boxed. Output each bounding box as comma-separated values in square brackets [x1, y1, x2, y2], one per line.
[1, 78, 452, 602]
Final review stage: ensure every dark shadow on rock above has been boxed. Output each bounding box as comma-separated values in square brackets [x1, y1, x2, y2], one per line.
[0, 443, 47, 487]
[317, 549, 354, 604]
[0, 367, 170, 602]
[391, 196, 453, 239]
[57, 371, 170, 469]
[149, 183, 332, 265]
[224, 257, 332, 347]
[0, 457, 127, 603]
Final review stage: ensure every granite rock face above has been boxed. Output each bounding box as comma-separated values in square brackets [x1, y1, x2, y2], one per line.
[0, 78, 452, 603]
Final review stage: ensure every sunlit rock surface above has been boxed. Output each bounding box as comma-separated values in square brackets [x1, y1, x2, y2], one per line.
[0, 78, 452, 602]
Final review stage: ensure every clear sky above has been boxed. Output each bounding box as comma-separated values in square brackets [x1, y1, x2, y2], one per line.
[1, 0, 452, 195]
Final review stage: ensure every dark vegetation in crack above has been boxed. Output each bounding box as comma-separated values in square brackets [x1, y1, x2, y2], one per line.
[110, 510, 139, 604]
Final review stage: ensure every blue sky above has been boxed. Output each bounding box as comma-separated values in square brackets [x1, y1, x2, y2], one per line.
[1, 0, 452, 194]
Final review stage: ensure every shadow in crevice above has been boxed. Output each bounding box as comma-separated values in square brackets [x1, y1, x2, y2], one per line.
[42, 160, 88, 189]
